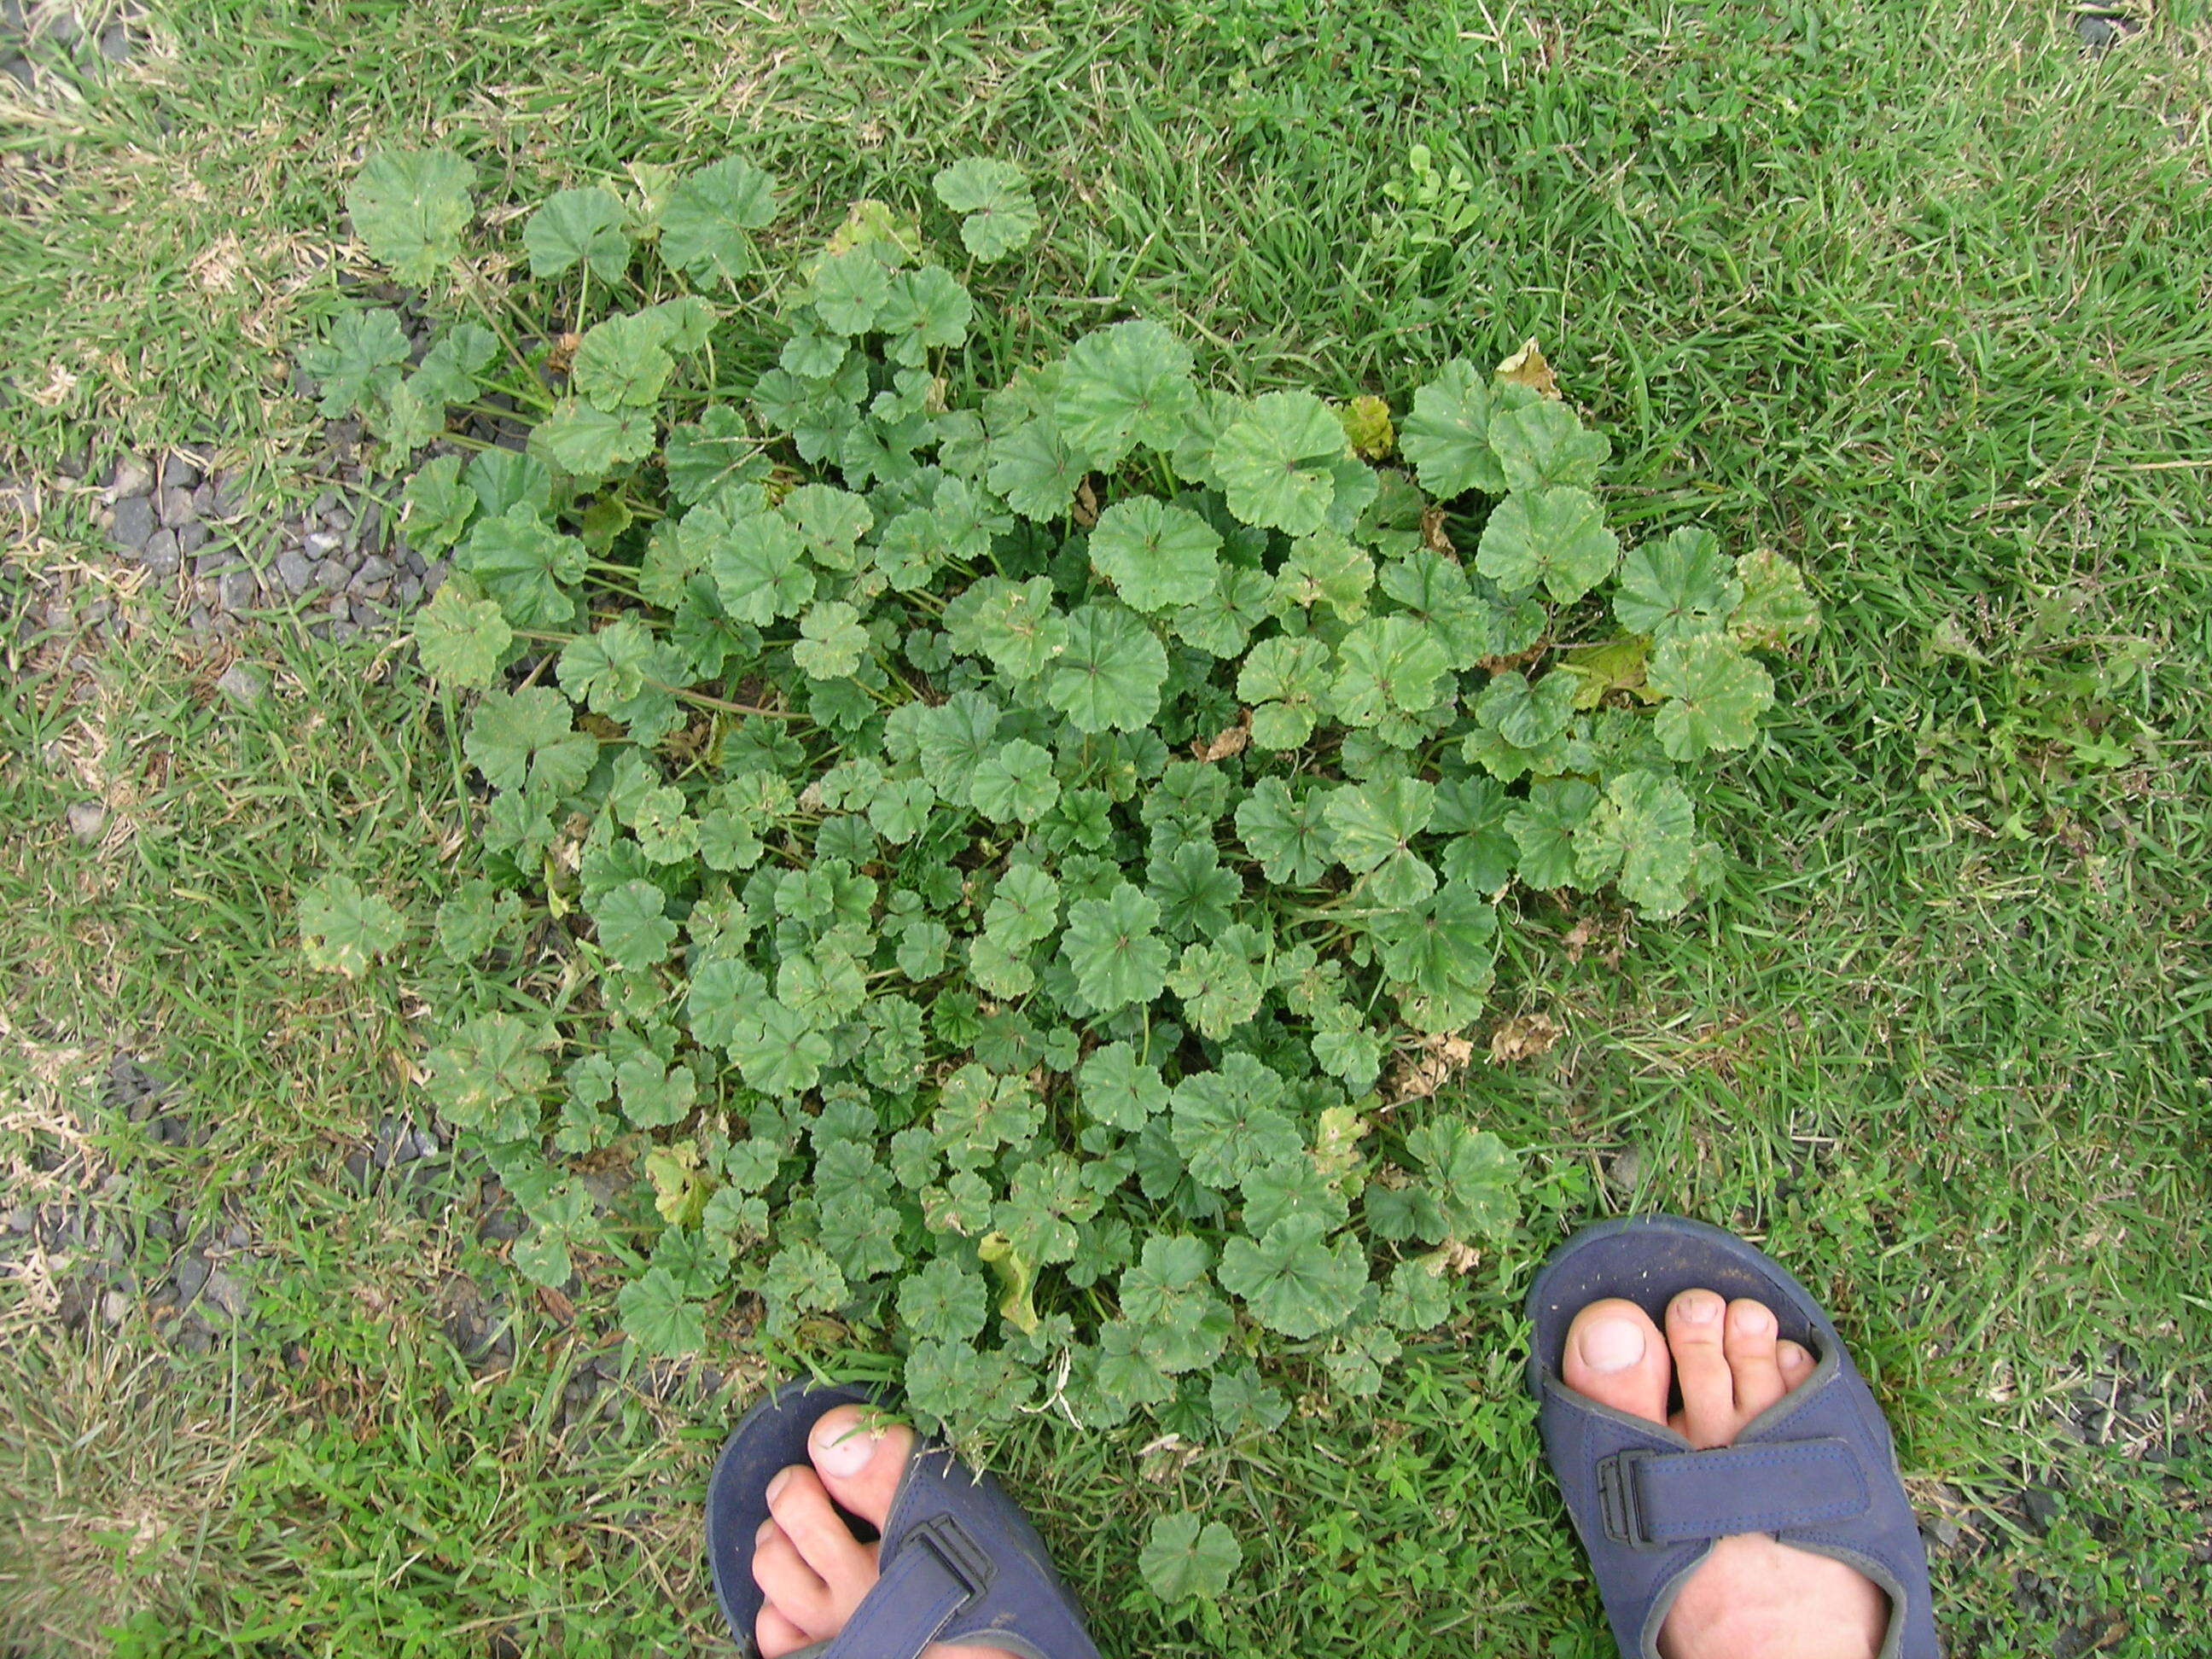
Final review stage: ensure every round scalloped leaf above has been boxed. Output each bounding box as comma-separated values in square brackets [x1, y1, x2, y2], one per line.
[1488, 396, 1611, 492]
[931, 158, 1040, 261]
[659, 156, 779, 282]
[1214, 391, 1348, 535]
[297, 875, 405, 976]
[523, 185, 632, 281]
[1574, 768, 1696, 914]
[1078, 1041, 1169, 1130]
[793, 600, 869, 680]
[1730, 548, 1822, 651]
[1475, 485, 1620, 603]
[1055, 321, 1199, 468]
[346, 149, 474, 286]
[571, 311, 674, 409]
[458, 504, 586, 630]
[808, 247, 892, 335]
[1505, 778, 1602, 890]
[1138, 1512, 1242, 1604]
[987, 416, 1082, 521]
[1044, 602, 1167, 733]
[1649, 634, 1774, 759]
[1399, 358, 1505, 498]
[1088, 497, 1221, 612]
[1061, 882, 1169, 1013]
[412, 584, 512, 688]
[1219, 1214, 1366, 1339]
[527, 399, 655, 481]
[1616, 527, 1743, 642]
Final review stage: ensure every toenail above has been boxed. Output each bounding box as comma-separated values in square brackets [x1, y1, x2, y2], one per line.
[812, 1419, 882, 1478]
[1732, 1301, 1774, 1336]
[1576, 1316, 1646, 1374]
[1678, 1292, 1720, 1324]
[765, 1467, 794, 1503]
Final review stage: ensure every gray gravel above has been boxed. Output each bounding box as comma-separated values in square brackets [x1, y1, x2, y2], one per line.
[76, 429, 451, 641]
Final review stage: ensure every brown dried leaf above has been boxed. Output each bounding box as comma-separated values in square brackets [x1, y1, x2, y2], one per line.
[1495, 338, 1560, 399]
[1387, 1033, 1476, 1103]
[1487, 1011, 1565, 1065]
[1073, 478, 1100, 528]
[547, 331, 583, 375]
[1192, 707, 1252, 762]
[1420, 504, 1455, 555]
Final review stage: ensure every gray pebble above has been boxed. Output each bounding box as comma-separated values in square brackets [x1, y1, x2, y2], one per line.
[330, 620, 359, 643]
[66, 800, 105, 841]
[201, 1268, 250, 1320]
[97, 21, 127, 61]
[396, 574, 422, 606]
[315, 557, 350, 589]
[216, 569, 258, 612]
[210, 474, 245, 518]
[2, 56, 32, 92]
[349, 598, 384, 629]
[186, 605, 212, 632]
[358, 502, 382, 545]
[303, 530, 342, 558]
[190, 481, 219, 517]
[176, 1323, 212, 1356]
[101, 1289, 129, 1327]
[1921, 1515, 1962, 1551]
[311, 488, 337, 518]
[2078, 14, 2116, 48]
[171, 1253, 210, 1307]
[193, 549, 239, 579]
[326, 506, 352, 534]
[161, 454, 202, 490]
[1605, 1145, 1645, 1195]
[5, 1208, 33, 1234]
[354, 553, 394, 585]
[224, 1223, 250, 1248]
[401, 547, 427, 576]
[216, 662, 265, 706]
[142, 529, 180, 577]
[2023, 1487, 2064, 1530]
[109, 452, 153, 500]
[276, 548, 316, 593]
[342, 1148, 371, 1188]
[323, 596, 350, 622]
[174, 521, 209, 556]
[110, 494, 155, 550]
[422, 561, 448, 596]
[158, 486, 195, 526]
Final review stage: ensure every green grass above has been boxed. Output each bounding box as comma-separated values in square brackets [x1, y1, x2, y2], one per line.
[4, 0, 2210, 1654]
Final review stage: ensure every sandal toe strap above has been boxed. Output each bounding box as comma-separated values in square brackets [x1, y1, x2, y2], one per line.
[1598, 1437, 1871, 1549]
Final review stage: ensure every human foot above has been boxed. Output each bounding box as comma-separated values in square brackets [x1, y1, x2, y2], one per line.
[1562, 1290, 1891, 1659]
[749, 1405, 1010, 1659]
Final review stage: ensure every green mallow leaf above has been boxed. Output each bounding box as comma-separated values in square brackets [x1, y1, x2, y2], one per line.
[297, 875, 405, 976]
[1237, 635, 1333, 749]
[1476, 485, 1621, 603]
[591, 879, 678, 975]
[529, 399, 655, 480]
[971, 739, 1061, 823]
[1079, 1041, 1169, 1131]
[1400, 358, 1507, 498]
[463, 686, 597, 800]
[1061, 882, 1170, 1013]
[1729, 548, 1821, 651]
[1331, 616, 1451, 729]
[809, 247, 893, 335]
[898, 1254, 989, 1343]
[987, 416, 1082, 521]
[1574, 768, 1696, 915]
[1219, 1214, 1366, 1339]
[659, 155, 779, 282]
[1505, 778, 1602, 890]
[524, 185, 632, 281]
[1045, 601, 1168, 733]
[571, 311, 675, 409]
[299, 307, 410, 420]
[1402, 1120, 1518, 1241]
[459, 503, 587, 630]
[1477, 669, 1578, 750]
[412, 584, 512, 688]
[424, 1015, 550, 1144]
[1235, 777, 1331, 885]
[1649, 634, 1774, 759]
[794, 600, 870, 679]
[1215, 390, 1348, 535]
[1088, 497, 1221, 613]
[401, 453, 474, 554]
[346, 149, 473, 285]
[932, 158, 1041, 261]
[1324, 777, 1438, 906]
[618, 1267, 706, 1356]
[1055, 320, 1198, 467]
[878, 266, 974, 366]
[1488, 396, 1611, 492]
[1138, 1512, 1243, 1604]
[1615, 527, 1743, 642]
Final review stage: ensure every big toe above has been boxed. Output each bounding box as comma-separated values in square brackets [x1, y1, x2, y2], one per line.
[1561, 1297, 1672, 1424]
[808, 1403, 916, 1526]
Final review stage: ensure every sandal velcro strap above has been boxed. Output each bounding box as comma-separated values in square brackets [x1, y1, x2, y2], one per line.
[1597, 1438, 1871, 1548]
[822, 1515, 993, 1659]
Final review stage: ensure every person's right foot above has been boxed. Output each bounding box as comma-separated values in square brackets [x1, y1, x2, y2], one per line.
[1561, 1290, 1891, 1659]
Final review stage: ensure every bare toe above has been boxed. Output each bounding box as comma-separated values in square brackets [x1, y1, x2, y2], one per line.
[1561, 1297, 1673, 1424]
[1777, 1337, 1815, 1393]
[751, 1518, 833, 1637]
[808, 1404, 917, 1526]
[1722, 1298, 1787, 1420]
[756, 1604, 812, 1658]
[767, 1464, 874, 1616]
[1665, 1289, 1738, 1447]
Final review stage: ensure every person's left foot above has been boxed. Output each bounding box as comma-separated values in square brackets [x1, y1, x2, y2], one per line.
[750, 1406, 1010, 1659]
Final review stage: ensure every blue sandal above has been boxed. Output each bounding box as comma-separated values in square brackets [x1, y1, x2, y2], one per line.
[1525, 1214, 1941, 1658]
[706, 1380, 1103, 1659]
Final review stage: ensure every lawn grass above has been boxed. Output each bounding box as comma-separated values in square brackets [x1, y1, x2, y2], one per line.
[3, 0, 2209, 1654]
